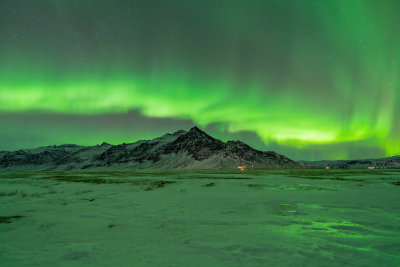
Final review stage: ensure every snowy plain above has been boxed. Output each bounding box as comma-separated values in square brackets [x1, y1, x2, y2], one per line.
[1, 169, 400, 266]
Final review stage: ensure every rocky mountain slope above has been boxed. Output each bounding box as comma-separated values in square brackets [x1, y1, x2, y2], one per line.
[0, 127, 303, 170]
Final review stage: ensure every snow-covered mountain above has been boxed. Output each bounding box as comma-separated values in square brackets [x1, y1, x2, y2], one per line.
[0, 127, 304, 170]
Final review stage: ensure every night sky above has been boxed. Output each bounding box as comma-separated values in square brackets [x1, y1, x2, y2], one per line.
[1, 0, 399, 160]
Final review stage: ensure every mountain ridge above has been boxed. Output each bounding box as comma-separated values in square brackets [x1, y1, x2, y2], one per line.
[0, 127, 303, 170]
[300, 156, 400, 169]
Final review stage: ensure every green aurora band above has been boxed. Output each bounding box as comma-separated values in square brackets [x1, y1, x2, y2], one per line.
[0, 0, 399, 159]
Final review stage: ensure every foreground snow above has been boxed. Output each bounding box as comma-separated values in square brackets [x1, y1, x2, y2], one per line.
[1, 169, 399, 266]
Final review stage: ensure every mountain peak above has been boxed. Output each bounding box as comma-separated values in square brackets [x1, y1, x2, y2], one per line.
[188, 126, 203, 133]
[185, 126, 216, 141]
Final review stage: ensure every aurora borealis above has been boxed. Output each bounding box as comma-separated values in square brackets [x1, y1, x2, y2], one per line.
[0, 0, 399, 160]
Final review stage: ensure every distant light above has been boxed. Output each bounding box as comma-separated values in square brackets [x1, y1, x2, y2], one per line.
[236, 165, 246, 171]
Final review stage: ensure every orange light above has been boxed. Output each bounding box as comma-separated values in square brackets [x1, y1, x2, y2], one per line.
[236, 165, 246, 171]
